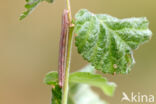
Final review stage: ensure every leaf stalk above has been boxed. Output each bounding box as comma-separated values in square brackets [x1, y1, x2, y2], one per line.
[62, 27, 74, 104]
[66, 0, 72, 24]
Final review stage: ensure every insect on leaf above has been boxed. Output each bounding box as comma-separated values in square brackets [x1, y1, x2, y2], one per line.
[74, 9, 152, 74]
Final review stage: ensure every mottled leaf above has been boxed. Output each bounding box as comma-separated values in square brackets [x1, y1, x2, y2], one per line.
[74, 9, 152, 74]
[20, 0, 54, 20]
[69, 72, 116, 96]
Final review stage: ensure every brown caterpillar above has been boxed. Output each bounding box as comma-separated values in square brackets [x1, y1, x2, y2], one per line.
[58, 9, 69, 87]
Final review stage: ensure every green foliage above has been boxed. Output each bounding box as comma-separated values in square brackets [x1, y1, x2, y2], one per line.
[74, 9, 152, 74]
[20, 0, 54, 20]
[44, 71, 61, 104]
[44, 66, 116, 96]
[70, 72, 116, 96]
[20, 0, 152, 103]
[44, 71, 58, 85]
[51, 85, 62, 104]
[44, 65, 116, 104]
[68, 65, 107, 104]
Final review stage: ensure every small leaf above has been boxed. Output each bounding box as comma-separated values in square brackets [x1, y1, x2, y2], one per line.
[69, 72, 116, 96]
[44, 72, 62, 104]
[44, 65, 116, 103]
[74, 9, 152, 74]
[51, 85, 62, 104]
[44, 71, 58, 85]
[44, 64, 94, 85]
[44, 65, 116, 96]
[68, 84, 107, 104]
[20, 0, 54, 20]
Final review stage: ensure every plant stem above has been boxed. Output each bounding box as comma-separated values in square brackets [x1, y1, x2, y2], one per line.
[66, 0, 72, 24]
[62, 0, 73, 104]
[62, 27, 74, 104]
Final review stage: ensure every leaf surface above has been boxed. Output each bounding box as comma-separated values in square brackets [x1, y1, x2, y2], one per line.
[74, 9, 152, 74]
[51, 85, 62, 104]
[20, 0, 54, 20]
[68, 65, 108, 104]
[44, 65, 116, 96]
[44, 71, 62, 104]
[69, 72, 116, 96]
[44, 71, 58, 85]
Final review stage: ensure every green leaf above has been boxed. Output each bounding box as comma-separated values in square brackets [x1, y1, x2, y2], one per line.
[69, 72, 116, 96]
[68, 65, 106, 104]
[44, 72, 61, 104]
[44, 65, 116, 103]
[44, 71, 58, 85]
[74, 9, 152, 74]
[44, 65, 116, 96]
[68, 84, 107, 104]
[44, 65, 94, 85]
[51, 85, 62, 104]
[20, 0, 54, 20]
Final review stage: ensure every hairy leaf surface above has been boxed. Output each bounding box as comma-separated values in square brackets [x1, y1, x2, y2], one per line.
[20, 0, 54, 20]
[74, 9, 152, 74]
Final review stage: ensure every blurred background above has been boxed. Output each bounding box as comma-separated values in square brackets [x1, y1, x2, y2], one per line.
[0, 0, 155, 104]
